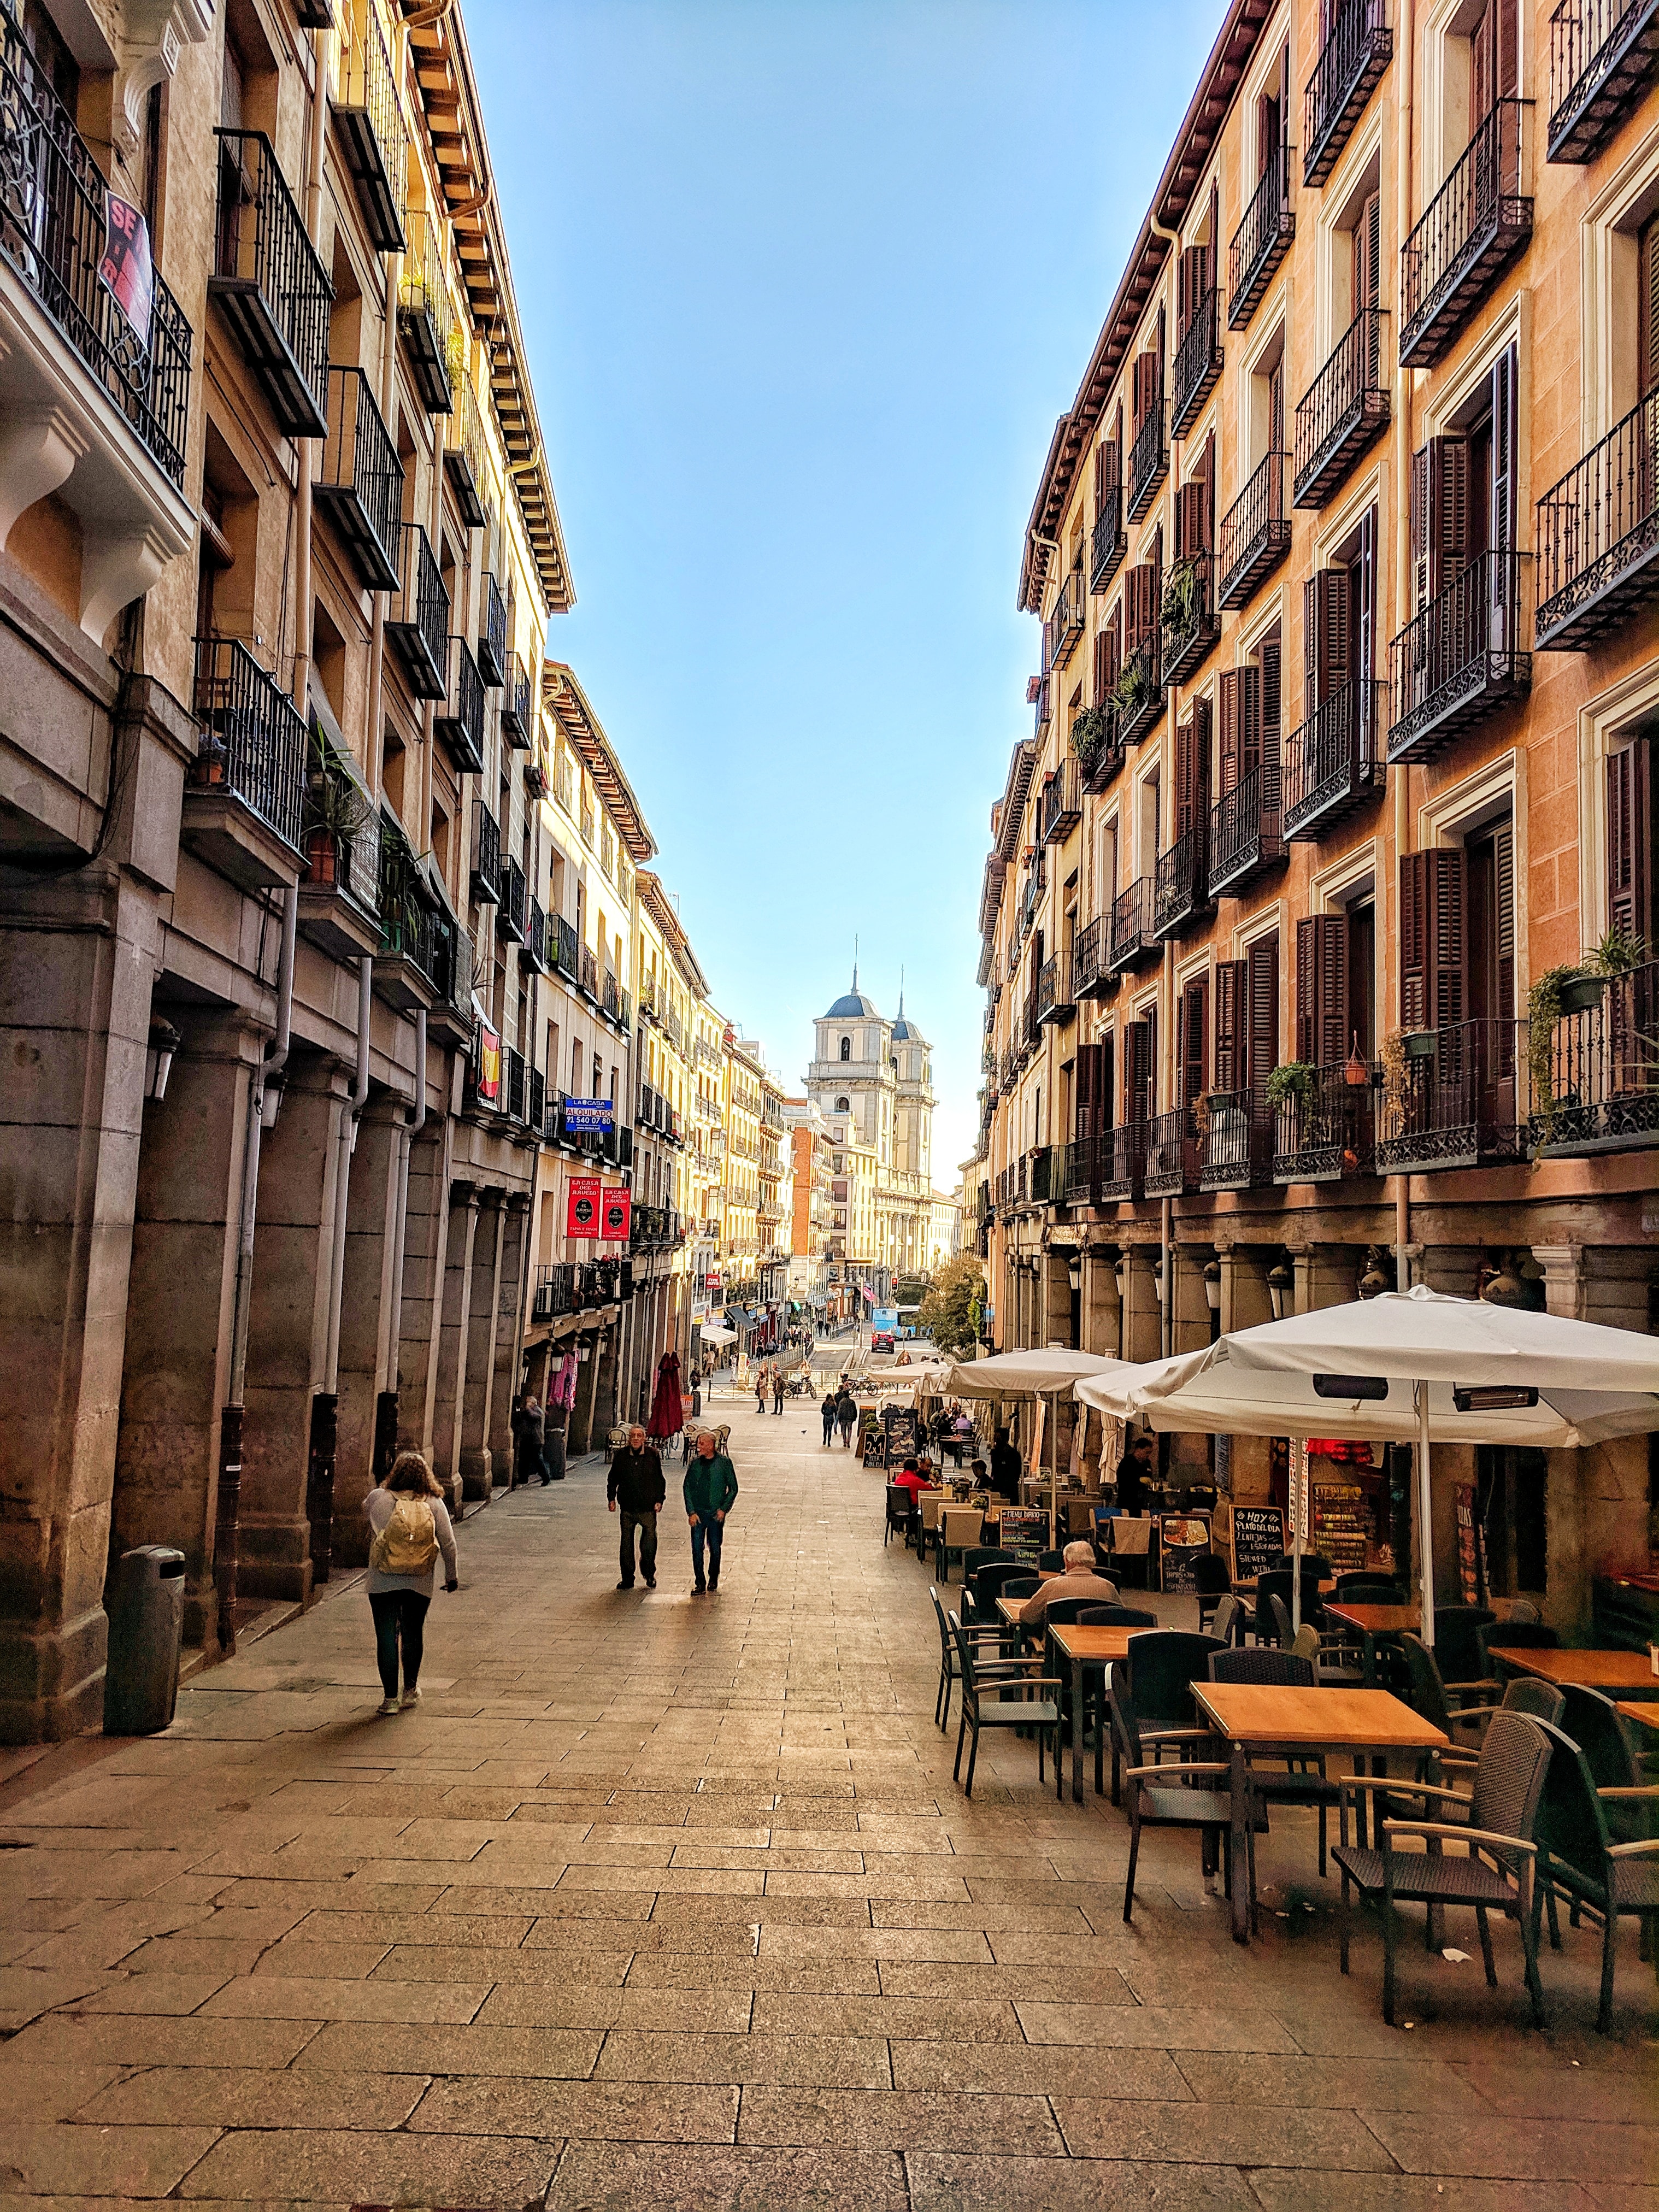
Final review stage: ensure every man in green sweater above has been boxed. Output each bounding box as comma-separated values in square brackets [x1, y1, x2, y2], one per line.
[683, 1431, 739, 1594]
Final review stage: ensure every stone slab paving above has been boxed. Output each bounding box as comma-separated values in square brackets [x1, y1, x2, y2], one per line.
[0, 1393, 1655, 2209]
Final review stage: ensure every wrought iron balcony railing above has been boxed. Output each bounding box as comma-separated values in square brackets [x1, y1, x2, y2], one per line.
[189, 637, 307, 854]
[1273, 1061, 1381, 1183]
[1171, 289, 1223, 434]
[478, 569, 508, 686]
[210, 131, 331, 437]
[1036, 952, 1074, 1027]
[1219, 451, 1291, 608]
[1534, 390, 1659, 650]
[1229, 145, 1293, 328]
[334, 0, 407, 251]
[1530, 959, 1659, 1156]
[1284, 677, 1386, 839]
[444, 376, 487, 528]
[533, 1262, 576, 1321]
[302, 737, 379, 919]
[1032, 675, 1051, 739]
[1373, 1019, 1527, 1172]
[1, 20, 192, 487]
[385, 523, 449, 700]
[1399, 99, 1532, 368]
[1079, 711, 1126, 793]
[397, 204, 455, 415]
[1209, 760, 1285, 897]
[1127, 402, 1168, 520]
[1162, 551, 1219, 685]
[1039, 756, 1082, 845]
[522, 896, 548, 974]
[1091, 483, 1125, 590]
[1304, 0, 1393, 186]
[1154, 827, 1209, 939]
[375, 822, 440, 999]
[1063, 1125, 1144, 1205]
[470, 799, 501, 905]
[501, 652, 532, 745]
[1293, 309, 1391, 509]
[1144, 1107, 1201, 1197]
[1108, 874, 1159, 975]
[1387, 551, 1531, 764]
[1546, 0, 1659, 162]
[434, 635, 486, 774]
[553, 911, 579, 981]
[497, 855, 526, 944]
[1116, 637, 1165, 745]
[1072, 914, 1111, 1000]
[315, 365, 403, 591]
[1199, 1091, 1273, 1190]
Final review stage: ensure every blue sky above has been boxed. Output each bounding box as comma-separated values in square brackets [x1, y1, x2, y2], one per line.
[467, 0, 1231, 1180]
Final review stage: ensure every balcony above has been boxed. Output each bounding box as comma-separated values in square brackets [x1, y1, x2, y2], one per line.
[1072, 914, 1111, 999]
[497, 855, 526, 944]
[430, 907, 474, 1051]
[1116, 638, 1164, 746]
[503, 1044, 527, 1126]
[1064, 1125, 1144, 1205]
[1171, 289, 1223, 434]
[298, 736, 380, 960]
[210, 132, 331, 437]
[521, 896, 548, 975]
[385, 524, 450, 700]
[470, 800, 501, 905]
[1091, 484, 1125, 591]
[602, 969, 624, 1027]
[1285, 678, 1386, 839]
[333, 0, 407, 251]
[1127, 402, 1168, 520]
[1145, 1108, 1200, 1196]
[373, 825, 440, 1012]
[444, 377, 487, 528]
[1273, 1062, 1381, 1183]
[1547, 0, 1659, 161]
[314, 365, 403, 590]
[580, 942, 600, 999]
[434, 636, 486, 774]
[1229, 148, 1293, 329]
[552, 912, 580, 981]
[1535, 392, 1659, 649]
[397, 205, 455, 415]
[1387, 551, 1531, 764]
[1219, 452, 1291, 607]
[533, 1263, 576, 1322]
[1162, 551, 1219, 685]
[185, 638, 307, 889]
[1108, 875, 1160, 976]
[1078, 708, 1126, 793]
[1304, 0, 1393, 186]
[1531, 960, 1659, 1156]
[1044, 566, 1086, 673]
[1399, 100, 1532, 368]
[1039, 756, 1083, 844]
[1373, 1019, 1527, 1172]
[1032, 676, 1051, 740]
[1293, 310, 1391, 509]
[501, 653, 532, 746]
[1199, 1091, 1273, 1190]
[1154, 828, 1210, 939]
[478, 570, 509, 687]
[1036, 952, 1075, 1027]
[1209, 761, 1286, 897]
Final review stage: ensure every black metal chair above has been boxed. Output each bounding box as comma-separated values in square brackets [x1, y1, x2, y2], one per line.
[1191, 1551, 1232, 1635]
[1558, 1685, 1655, 1843]
[1477, 1619, 1560, 1677]
[1038, 1549, 1067, 1572]
[1207, 1646, 1342, 1876]
[1255, 1568, 1326, 1645]
[1209, 1592, 1245, 1649]
[928, 1584, 1008, 1733]
[967, 1560, 1034, 1623]
[1433, 1605, 1498, 1691]
[1122, 1749, 1248, 1927]
[883, 1483, 909, 1548]
[1077, 1604, 1159, 1627]
[1529, 1716, 1659, 2032]
[1399, 1632, 1503, 1742]
[1332, 1709, 1555, 2028]
[950, 1614, 1063, 1799]
[958, 1548, 1011, 1617]
[1107, 1628, 1224, 1807]
[1332, 1573, 1404, 1602]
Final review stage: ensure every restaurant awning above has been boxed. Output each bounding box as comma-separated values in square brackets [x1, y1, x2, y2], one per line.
[945, 1348, 1133, 1399]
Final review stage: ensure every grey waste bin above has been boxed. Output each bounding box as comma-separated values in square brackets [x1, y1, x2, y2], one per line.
[103, 1546, 185, 1734]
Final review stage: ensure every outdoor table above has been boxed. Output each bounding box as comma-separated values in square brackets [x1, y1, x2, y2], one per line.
[1191, 1682, 1449, 1944]
[1617, 1701, 1659, 1730]
[1235, 1577, 1336, 1597]
[1048, 1622, 1148, 1804]
[1322, 1602, 1421, 1687]
[1489, 1647, 1659, 1697]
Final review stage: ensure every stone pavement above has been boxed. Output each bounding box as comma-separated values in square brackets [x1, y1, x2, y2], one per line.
[1, 1396, 1655, 2210]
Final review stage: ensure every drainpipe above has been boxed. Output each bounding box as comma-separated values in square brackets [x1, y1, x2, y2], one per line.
[216, 885, 298, 1654]
[307, 954, 372, 1583]
[375, 1007, 428, 1475]
[1393, 0, 1417, 1297]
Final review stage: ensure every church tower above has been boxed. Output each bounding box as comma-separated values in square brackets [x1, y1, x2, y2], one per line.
[806, 964, 894, 1166]
[889, 985, 936, 1186]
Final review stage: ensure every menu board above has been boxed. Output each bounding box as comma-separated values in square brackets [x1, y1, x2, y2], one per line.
[882, 1407, 919, 1462]
[1311, 1478, 1369, 1574]
[1159, 1512, 1213, 1593]
[1230, 1505, 1285, 1582]
[997, 1505, 1047, 1566]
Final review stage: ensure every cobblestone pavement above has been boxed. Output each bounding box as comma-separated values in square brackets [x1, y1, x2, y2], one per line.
[1, 1397, 1655, 2209]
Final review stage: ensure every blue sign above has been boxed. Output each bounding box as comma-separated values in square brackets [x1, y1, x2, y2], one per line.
[564, 1097, 614, 1133]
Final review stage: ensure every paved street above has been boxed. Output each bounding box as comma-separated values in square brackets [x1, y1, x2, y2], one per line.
[1, 1401, 1655, 2210]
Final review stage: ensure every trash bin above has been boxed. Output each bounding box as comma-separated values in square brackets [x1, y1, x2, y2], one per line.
[103, 1546, 185, 1734]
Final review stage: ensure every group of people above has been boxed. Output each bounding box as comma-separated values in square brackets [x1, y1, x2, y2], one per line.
[507, 1392, 567, 1487]
[752, 1362, 803, 1415]
[607, 1422, 738, 1595]
[819, 1385, 860, 1450]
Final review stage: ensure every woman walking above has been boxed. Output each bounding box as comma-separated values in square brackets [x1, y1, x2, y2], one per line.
[836, 1387, 857, 1452]
[820, 1387, 838, 1449]
[754, 1364, 768, 1416]
[364, 1452, 458, 1715]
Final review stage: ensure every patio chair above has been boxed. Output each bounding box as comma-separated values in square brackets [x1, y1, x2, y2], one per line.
[1038, 1549, 1066, 1572]
[1275, 1552, 1333, 1581]
[1255, 1569, 1326, 1645]
[1192, 1552, 1232, 1635]
[916, 1490, 945, 1562]
[1332, 1708, 1556, 2027]
[1528, 1716, 1659, 2033]
[1078, 1604, 1159, 1627]
[1433, 1605, 1498, 1690]
[938, 1505, 986, 1585]
[966, 1559, 1033, 1625]
[1507, 1599, 1542, 1625]
[1123, 1748, 1252, 1926]
[883, 1484, 909, 1548]
[1332, 1573, 1404, 1602]
[1289, 1621, 1364, 1688]
[949, 1614, 1063, 1799]
[1557, 1685, 1655, 1844]
[1107, 1628, 1223, 1807]
[1207, 1646, 1342, 1876]
[1399, 1632, 1502, 1741]
[928, 1584, 1010, 1733]
[1210, 1593, 1245, 1649]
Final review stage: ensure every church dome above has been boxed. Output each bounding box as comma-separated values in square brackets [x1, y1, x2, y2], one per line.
[826, 991, 878, 1019]
[890, 1016, 917, 1042]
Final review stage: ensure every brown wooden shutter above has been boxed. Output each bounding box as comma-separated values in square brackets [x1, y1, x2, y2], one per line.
[1496, 0, 1519, 96]
[1126, 562, 1158, 652]
[1490, 343, 1518, 555]
[1214, 957, 1245, 1092]
[1258, 640, 1279, 769]
[1641, 217, 1659, 399]
[1246, 935, 1279, 1112]
[1240, 661, 1264, 779]
[1181, 977, 1208, 1107]
[1608, 739, 1652, 949]
[1295, 914, 1349, 1067]
[1411, 438, 1470, 607]
[1176, 698, 1211, 845]
[1092, 620, 1119, 704]
[1074, 1040, 1106, 1140]
[1353, 190, 1382, 315]
[1494, 822, 1515, 1021]
[1268, 355, 1285, 452]
[1399, 849, 1468, 1031]
[1304, 570, 1351, 714]
[1132, 350, 1159, 435]
[1217, 669, 1240, 799]
[1176, 479, 1208, 561]
[1127, 1016, 1155, 1123]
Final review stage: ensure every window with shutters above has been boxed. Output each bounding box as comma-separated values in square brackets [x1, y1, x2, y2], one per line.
[1607, 737, 1656, 953]
[1399, 848, 1467, 1033]
[1466, 817, 1515, 1025]
[1246, 934, 1280, 1111]
[1181, 978, 1208, 1107]
[1296, 914, 1349, 1066]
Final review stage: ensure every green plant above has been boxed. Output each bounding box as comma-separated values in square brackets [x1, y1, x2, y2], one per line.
[1070, 702, 1116, 763]
[1526, 966, 1580, 1138]
[305, 728, 369, 842]
[1583, 924, 1648, 978]
[1162, 556, 1202, 638]
[916, 1255, 987, 1357]
[1111, 657, 1156, 722]
[445, 326, 468, 402]
[1264, 1060, 1315, 1111]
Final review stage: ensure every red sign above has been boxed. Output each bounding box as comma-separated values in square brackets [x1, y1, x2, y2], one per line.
[99, 191, 153, 348]
[475, 1023, 500, 1102]
[600, 1186, 631, 1242]
[566, 1174, 601, 1237]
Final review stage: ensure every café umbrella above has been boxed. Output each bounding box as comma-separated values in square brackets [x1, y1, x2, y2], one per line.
[945, 1348, 1136, 1543]
[1074, 1286, 1659, 1644]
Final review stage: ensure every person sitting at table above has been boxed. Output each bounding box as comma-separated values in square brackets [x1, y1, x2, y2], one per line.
[891, 1457, 929, 1509]
[1016, 1539, 1119, 1626]
[989, 1428, 1022, 1502]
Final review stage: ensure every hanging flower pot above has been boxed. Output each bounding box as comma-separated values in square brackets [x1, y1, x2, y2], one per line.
[1403, 1031, 1437, 1061]
[1557, 973, 1607, 1017]
[192, 739, 227, 788]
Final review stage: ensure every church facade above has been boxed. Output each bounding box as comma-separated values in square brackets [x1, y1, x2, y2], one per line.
[805, 977, 940, 1292]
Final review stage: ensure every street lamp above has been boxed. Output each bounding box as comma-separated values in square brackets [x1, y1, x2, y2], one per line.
[1064, 1250, 1083, 1294]
[144, 1017, 180, 1103]
[1267, 1258, 1293, 1322]
[1202, 1258, 1221, 1312]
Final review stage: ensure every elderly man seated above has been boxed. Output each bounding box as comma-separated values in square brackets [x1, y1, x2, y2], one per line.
[1016, 1538, 1119, 1626]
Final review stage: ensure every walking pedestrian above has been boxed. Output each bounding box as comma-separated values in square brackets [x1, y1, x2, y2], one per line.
[754, 1364, 768, 1416]
[820, 1389, 837, 1449]
[684, 1429, 738, 1595]
[363, 1451, 458, 1715]
[608, 1422, 666, 1589]
[836, 1387, 857, 1451]
[772, 1367, 785, 1415]
[513, 1391, 545, 1489]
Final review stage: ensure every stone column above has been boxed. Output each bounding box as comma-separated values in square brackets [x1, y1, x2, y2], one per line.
[488, 1195, 530, 1485]
[460, 1190, 505, 1501]
[434, 1183, 481, 1506]
[1418, 1245, 1485, 1298]
[592, 1307, 622, 1443]
[1291, 1242, 1359, 1315]
[1166, 1246, 1214, 1486]
[1042, 1250, 1073, 1346]
[1121, 1248, 1162, 1364]
[1215, 1246, 1275, 1509]
[396, 1120, 452, 1459]
[1081, 1248, 1120, 1360]
[569, 1333, 602, 1455]
[331, 1101, 402, 1567]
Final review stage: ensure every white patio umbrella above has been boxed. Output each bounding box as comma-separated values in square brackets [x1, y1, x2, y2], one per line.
[945, 1349, 1137, 1544]
[1075, 1286, 1659, 1644]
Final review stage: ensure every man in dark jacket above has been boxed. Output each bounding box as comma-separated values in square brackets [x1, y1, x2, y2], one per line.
[683, 1431, 739, 1593]
[1116, 1431, 1156, 1516]
[608, 1424, 666, 1589]
[989, 1428, 1022, 1502]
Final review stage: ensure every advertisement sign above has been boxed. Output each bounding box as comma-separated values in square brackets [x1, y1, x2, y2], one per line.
[476, 1023, 501, 1103]
[1288, 1438, 1311, 1546]
[881, 1405, 919, 1464]
[565, 1174, 601, 1236]
[1158, 1511, 1213, 1594]
[1230, 1505, 1285, 1582]
[99, 192, 153, 348]
[563, 1097, 614, 1133]
[997, 1505, 1046, 1566]
[599, 1186, 631, 1243]
[1454, 1482, 1486, 1605]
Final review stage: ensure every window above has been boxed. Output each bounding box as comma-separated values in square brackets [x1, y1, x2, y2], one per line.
[1307, 505, 1378, 711]
[834, 1094, 850, 1112]
[1215, 936, 1280, 1108]
[839, 1036, 850, 1061]
[1607, 734, 1658, 951]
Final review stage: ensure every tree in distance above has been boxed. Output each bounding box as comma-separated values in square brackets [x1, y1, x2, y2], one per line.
[916, 1256, 986, 1357]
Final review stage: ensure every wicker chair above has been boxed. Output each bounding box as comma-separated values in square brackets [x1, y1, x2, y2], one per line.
[1530, 1715, 1659, 2031]
[1210, 1592, 1245, 1649]
[1107, 1629, 1223, 1807]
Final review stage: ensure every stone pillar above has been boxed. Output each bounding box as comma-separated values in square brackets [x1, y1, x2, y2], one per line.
[1042, 1251, 1073, 1346]
[1081, 1249, 1120, 1360]
[592, 1308, 622, 1443]
[1166, 1246, 1213, 1485]
[569, 1333, 602, 1455]
[1417, 1245, 1484, 1298]
[1121, 1248, 1162, 1364]
[460, 1190, 505, 1501]
[1216, 1246, 1275, 1508]
[488, 1195, 530, 1485]
[1291, 1242, 1359, 1315]
[434, 1183, 481, 1506]
[1532, 1242, 1650, 1330]
[396, 1121, 452, 1458]
[331, 1101, 402, 1568]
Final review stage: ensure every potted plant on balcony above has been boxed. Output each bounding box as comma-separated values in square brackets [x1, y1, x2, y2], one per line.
[1264, 1061, 1315, 1111]
[1069, 701, 1116, 770]
[303, 737, 369, 888]
[1161, 556, 1203, 646]
[1111, 656, 1157, 728]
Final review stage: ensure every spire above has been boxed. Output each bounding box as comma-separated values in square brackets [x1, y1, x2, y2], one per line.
[898, 966, 905, 1017]
[852, 934, 859, 992]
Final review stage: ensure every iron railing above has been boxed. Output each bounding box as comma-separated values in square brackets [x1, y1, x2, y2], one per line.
[1032, 675, 1051, 739]
[1073, 914, 1109, 998]
[1144, 1107, 1201, 1196]
[303, 738, 379, 914]
[1229, 145, 1293, 327]
[1534, 390, 1659, 649]
[1199, 1091, 1273, 1190]
[385, 523, 449, 699]
[553, 912, 579, 979]
[1162, 551, 1219, 684]
[1304, 0, 1393, 186]
[533, 1263, 576, 1321]
[523, 895, 548, 973]
[479, 570, 508, 686]
[1036, 952, 1074, 1026]
[1375, 1020, 1527, 1171]
[1546, 0, 1659, 162]
[1399, 98, 1531, 368]
[501, 651, 532, 743]
[1039, 756, 1083, 844]
[1173, 290, 1224, 437]
[1209, 760, 1285, 894]
[334, 0, 407, 250]
[503, 1044, 527, 1123]
[1117, 637, 1164, 745]
[190, 638, 307, 852]
[444, 376, 487, 526]
[0, 21, 192, 486]
[1531, 960, 1659, 1155]
[1154, 828, 1208, 938]
[210, 131, 331, 436]
[1108, 874, 1158, 974]
[498, 855, 526, 942]
[1044, 565, 1086, 672]
[1127, 401, 1168, 519]
[1091, 481, 1125, 590]
[1064, 1125, 1144, 1204]
[1387, 551, 1531, 763]
[315, 364, 403, 590]
[1273, 1061, 1381, 1181]
[375, 823, 439, 987]
[435, 635, 485, 774]
[470, 800, 501, 904]
[397, 203, 455, 414]
[1219, 451, 1291, 607]
[1293, 309, 1391, 508]
[1284, 677, 1386, 838]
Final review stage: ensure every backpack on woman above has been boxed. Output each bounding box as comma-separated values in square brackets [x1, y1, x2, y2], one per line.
[371, 1496, 439, 1574]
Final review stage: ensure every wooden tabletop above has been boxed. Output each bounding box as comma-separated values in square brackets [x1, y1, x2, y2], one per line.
[1048, 1623, 1149, 1663]
[1616, 1700, 1659, 1728]
[1323, 1603, 1422, 1634]
[1193, 1683, 1450, 1751]
[1236, 1577, 1336, 1597]
[1490, 1647, 1659, 1692]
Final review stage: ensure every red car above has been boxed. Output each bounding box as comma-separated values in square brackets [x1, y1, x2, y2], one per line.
[872, 1331, 895, 1354]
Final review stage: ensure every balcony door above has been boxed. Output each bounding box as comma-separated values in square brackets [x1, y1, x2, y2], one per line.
[1468, 0, 1518, 134]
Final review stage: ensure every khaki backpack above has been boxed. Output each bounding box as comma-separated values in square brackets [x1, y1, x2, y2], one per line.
[371, 1495, 439, 1575]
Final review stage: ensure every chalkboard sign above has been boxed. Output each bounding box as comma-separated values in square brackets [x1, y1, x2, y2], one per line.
[882, 1407, 919, 1462]
[1231, 1504, 1285, 1582]
[1159, 1513, 1213, 1593]
[997, 1505, 1046, 1566]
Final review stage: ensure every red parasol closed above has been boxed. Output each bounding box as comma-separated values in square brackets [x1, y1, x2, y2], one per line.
[647, 1349, 684, 1441]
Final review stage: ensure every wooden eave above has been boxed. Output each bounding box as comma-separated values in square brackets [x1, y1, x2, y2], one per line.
[542, 662, 658, 864]
[639, 868, 710, 998]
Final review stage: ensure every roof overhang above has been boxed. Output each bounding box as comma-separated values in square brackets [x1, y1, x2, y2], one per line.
[542, 663, 657, 861]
